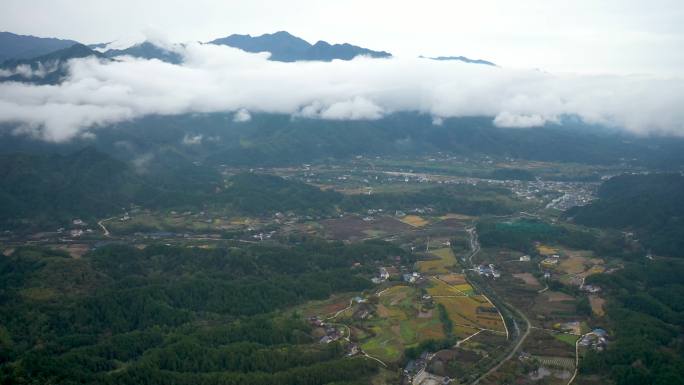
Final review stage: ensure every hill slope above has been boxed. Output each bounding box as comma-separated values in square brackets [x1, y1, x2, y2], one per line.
[566, 173, 684, 257]
[0, 148, 343, 230]
[0, 43, 104, 84]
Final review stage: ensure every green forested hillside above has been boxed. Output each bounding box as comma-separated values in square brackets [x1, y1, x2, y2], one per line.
[566, 173, 684, 257]
[220, 173, 341, 215]
[0, 240, 402, 384]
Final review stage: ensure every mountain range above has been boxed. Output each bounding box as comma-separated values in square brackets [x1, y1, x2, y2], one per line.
[1, 30, 493, 68]
[209, 31, 391, 61]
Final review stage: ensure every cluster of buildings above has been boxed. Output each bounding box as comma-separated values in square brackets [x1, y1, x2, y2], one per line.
[59, 219, 95, 238]
[308, 316, 344, 344]
[251, 230, 276, 241]
[403, 271, 423, 284]
[508, 179, 597, 210]
[371, 267, 391, 284]
[475, 263, 501, 279]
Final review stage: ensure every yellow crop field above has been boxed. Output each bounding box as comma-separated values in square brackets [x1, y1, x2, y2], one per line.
[454, 283, 475, 295]
[400, 215, 429, 227]
[418, 247, 458, 274]
[427, 278, 463, 296]
[436, 295, 506, 334]
[537, 244, 558, 255]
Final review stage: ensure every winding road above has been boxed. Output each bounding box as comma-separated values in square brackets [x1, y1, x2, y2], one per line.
[97, 217, 115, 237]
[465, 226, 532, 385]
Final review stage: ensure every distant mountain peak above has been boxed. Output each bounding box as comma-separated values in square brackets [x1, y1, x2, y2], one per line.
[209, 31, 391, 62]
[425, 55, 496, 66]
[103, 41, 183, 64]
[0, 31, 80, 63]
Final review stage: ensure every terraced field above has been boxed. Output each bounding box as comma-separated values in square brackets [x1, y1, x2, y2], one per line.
[361, 285, 445, 362]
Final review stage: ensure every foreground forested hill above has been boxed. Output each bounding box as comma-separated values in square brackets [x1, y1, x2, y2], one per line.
[0, 240, 404, 384]
[581, 259, 684, 385]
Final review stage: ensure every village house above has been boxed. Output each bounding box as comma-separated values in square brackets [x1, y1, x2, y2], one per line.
[346, 343, 360, 356]
[581, 284, 601, 293]
[580, 329, 608, 351]
[403, 272, 421, 283]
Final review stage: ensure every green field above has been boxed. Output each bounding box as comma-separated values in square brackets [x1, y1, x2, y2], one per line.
[553, 332, 580, 346]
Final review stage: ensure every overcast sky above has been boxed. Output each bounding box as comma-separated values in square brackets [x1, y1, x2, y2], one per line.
[2, 0, 683, 76]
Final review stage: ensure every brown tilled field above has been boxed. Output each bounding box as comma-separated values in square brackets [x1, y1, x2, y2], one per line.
[513, 272, 541, 287]
[321, 216, 412, 240]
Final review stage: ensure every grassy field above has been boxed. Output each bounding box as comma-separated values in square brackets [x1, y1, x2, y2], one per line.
[554, 333, 580, 346]
[418, 247, 459, 275]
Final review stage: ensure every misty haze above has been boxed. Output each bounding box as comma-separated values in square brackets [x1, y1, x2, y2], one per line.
[1, 2, 683, 385]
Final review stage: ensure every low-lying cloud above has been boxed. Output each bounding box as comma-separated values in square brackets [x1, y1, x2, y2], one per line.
[1, 42, 683, 142]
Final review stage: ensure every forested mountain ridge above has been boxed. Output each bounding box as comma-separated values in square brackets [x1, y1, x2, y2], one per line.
[4, 113, 684, 170]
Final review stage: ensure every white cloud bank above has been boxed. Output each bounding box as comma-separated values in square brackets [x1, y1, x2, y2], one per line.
[1, 42, 684, 142]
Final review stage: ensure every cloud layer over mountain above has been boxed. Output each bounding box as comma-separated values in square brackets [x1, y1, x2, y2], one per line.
[1, 42, 683, 142]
